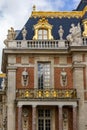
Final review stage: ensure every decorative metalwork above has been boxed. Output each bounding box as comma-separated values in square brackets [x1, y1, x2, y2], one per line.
[31, 11, 82, 18]
[16, 88, 77, 99]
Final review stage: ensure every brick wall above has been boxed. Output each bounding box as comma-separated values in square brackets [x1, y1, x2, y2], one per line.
[67, 56, 72, 64]
[54, 57, 59, 65]
[54, 67, 73, 88]
[29, 57, 35, 64]
[16, 67, 34, 89]
[16, 56, 21, 63]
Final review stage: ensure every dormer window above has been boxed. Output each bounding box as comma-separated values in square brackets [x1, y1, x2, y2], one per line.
[33, 18, 53, 40]
[38, 29, 48, 40]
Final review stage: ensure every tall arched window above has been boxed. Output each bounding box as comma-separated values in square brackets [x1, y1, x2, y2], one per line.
[38, 29, 48, 40]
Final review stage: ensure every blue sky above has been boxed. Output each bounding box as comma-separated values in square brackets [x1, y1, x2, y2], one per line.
[0, 0, 80, 71]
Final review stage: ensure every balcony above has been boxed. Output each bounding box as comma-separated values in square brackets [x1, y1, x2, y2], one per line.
[8, 40, 69, 48]
[16, 88, 77, 100]
[7, 37, 87, 49]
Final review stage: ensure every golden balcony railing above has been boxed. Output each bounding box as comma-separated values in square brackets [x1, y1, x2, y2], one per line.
[16, 88, 77, 99]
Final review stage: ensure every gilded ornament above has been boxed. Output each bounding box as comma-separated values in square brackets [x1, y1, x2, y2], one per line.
[25, 91, 29, 98]
[31, 11, 82, 18]
[33, 17, 53, 40]
[83, 20, 87, 37]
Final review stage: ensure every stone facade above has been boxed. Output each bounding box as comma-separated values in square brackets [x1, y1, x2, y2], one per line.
[1, 1, 87, 130]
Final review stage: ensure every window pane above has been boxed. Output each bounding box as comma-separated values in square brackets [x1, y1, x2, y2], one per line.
[38, 63, 51, 89]
[38, 35, 43, 40]
[43, 35, 47, 40]
[38, 119, 44, 130]
[43, 30, 47, 35]
[45, 120, 51, 130]
[38, 30, 42, 34]
[38, 29, 48, 39]
[38, 109, 51, 130]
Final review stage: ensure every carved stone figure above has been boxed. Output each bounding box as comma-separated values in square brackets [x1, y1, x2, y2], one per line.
[58, 25, 64, 40]
[22, 27, 27, 40]
[4, 27, 16, 47]
[22, 68, 28, 86]
[66, 23, 82, 46]
[7, 27, 16, 40]
[60, 68, 67, 86]
[22, 108, 29, 130]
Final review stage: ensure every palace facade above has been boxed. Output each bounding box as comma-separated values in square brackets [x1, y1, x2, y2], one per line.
[1, 0, 87, 130]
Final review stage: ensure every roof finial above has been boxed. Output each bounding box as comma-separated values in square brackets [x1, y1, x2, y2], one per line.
[33, 5, 36, 11]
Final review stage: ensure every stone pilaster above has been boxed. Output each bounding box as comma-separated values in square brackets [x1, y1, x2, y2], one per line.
[32, 105, 36, 130]
[73, 105, 77, 130]
[73, 64, 85, 130]
[7, 67, 17, 130]
[18, 105, 22, 130]
[59, 105, 63, 130]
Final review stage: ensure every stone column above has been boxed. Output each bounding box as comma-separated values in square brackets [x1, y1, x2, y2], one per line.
[18, 105, 22, 130]
[7, 67, 17, 130]
[32, 105, 36, 130]
[59, 105, 63, 130]
[73, 105, 77, 130]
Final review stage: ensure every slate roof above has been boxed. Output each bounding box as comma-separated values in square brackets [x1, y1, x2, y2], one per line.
[82, 11, 87, 20]
[16, 0, 87, 40]
[76, 0, 87, 11]
[16, 17, 81, 40]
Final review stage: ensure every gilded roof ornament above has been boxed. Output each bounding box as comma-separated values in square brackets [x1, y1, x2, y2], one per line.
[31, 6, 87, 18]
[33, 17, 53, 40]
[32, 5, 36, 11]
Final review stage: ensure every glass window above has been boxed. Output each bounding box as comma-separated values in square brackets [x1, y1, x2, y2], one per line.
[38, 109, 51, 130]
[38, 63, 51, 89]
[38, 29, 48, 40]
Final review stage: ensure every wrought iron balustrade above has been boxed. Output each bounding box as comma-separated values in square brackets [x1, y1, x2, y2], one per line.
[16, 88, 77, 99]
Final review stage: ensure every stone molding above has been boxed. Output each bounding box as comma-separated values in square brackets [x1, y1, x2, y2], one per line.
[17, 100, 78, 107]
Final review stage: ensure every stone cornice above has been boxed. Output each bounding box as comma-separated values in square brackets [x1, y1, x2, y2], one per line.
[72, 63, 86, 68]
[7, 66, 17, 70]
[16, 99, 79, 107]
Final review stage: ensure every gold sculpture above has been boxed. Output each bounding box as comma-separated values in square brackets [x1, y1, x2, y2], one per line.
[83, 20, 87, 37]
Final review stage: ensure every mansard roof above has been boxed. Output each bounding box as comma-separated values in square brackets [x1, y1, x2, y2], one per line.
[15, 0, 87, 40]
[16, 17, 81, 40]
[82, 11, 87, 20]
[76, 0, 87, 11]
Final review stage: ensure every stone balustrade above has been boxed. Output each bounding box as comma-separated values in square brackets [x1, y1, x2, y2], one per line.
[6, 37, 87, 49]
[8, 40, 69, 48]
[16, 88, 77, 99]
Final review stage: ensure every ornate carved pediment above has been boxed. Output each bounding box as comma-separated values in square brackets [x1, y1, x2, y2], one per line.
[34, 18, 52, 29]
